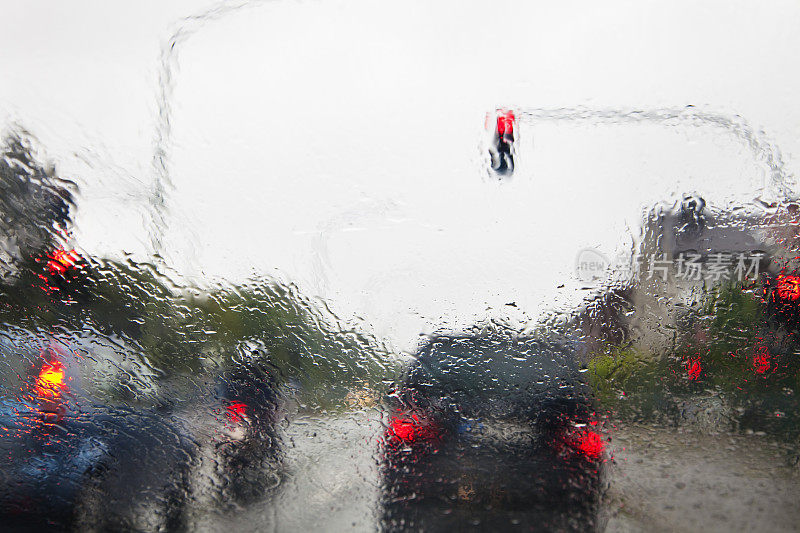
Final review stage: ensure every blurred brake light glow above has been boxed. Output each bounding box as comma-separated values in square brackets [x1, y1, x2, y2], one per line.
[775, 274, 800, 301]
[753, 346, 771, 374]
[36, 360, 66, 396]
[46, 249, 80, 275]
[226, 401, 248, 424]
[576, 430, 605, 459]
[387, 413, 438, 443]
[687, 357, 702, 381]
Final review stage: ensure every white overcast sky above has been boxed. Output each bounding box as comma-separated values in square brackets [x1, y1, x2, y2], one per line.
[1, 0, 799, 350]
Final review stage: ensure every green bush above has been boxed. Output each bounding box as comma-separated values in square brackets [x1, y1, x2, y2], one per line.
[587, 280, 800, 440]
[588, 345, 673, 421]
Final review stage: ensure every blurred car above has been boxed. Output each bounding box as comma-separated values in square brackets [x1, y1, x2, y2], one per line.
[78, 356, 282, 530]
[0, 332, 198, 531]
[175, 358, 283, 521]
[0, 343, 195, 532]
[487, 109, 516, 175]
[0, 336, 282, 531]
[379, 332, 606, 532]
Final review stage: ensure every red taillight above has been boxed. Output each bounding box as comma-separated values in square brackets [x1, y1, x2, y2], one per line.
[33, 358, 68, 422]
[575, 430, 605, 459]
[753, 346, 771, 374]
[387, 413, 438, 444]
[36, 360, 66, 397]
[46, 249, 79, 275]
[687, 357, 702, 381]
[389, 416, 417, 441]
[557, 414, 608, 461]
[226, 401, 248, 424]
[775, 274, 800, 301]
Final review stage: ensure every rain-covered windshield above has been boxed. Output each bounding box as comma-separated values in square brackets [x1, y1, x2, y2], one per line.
[1, 1, 800, 531]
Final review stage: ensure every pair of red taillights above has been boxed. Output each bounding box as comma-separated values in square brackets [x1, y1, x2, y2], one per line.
[386, 412, 605, 460]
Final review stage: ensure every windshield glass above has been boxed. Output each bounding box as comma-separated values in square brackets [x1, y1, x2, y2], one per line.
[2, 2, 800, 531]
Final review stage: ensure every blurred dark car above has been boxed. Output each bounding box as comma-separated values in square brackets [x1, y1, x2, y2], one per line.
[172, 358, 283, 518]
[0, 133, 287, 530]
[0, 347, 194, 532]
[0, 344, 281, 532]
[380, 332, 607, 532]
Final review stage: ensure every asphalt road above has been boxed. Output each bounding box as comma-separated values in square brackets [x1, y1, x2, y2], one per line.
[604, 424, 800, 533]
[182, 410, 800, 532]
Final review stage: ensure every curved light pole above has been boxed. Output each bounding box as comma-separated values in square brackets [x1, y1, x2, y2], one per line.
[149, 2, 797, 282]
[149, 0, 268, 257]
[513, 105, 795, 201]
